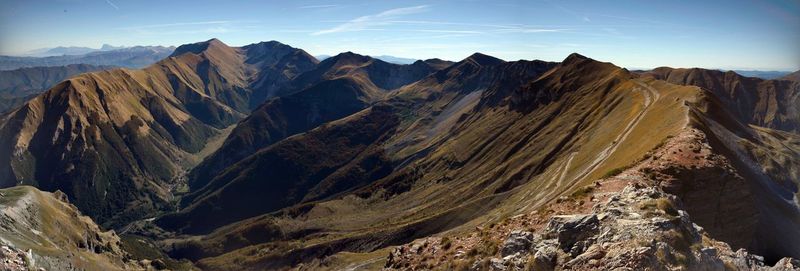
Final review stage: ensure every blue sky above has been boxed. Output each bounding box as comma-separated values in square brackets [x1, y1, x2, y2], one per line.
[1, 0, 798, 70]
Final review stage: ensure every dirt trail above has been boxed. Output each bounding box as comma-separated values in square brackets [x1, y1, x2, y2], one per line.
[565, 80, 660, 190]
[344, 257, 383, 271]
[556, 152, 577, 188]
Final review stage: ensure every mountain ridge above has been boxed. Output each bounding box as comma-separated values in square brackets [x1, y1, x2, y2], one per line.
[0, 64, 115, 112]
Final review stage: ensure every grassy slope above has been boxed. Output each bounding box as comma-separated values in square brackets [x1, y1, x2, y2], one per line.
[0, 186, 137, 270]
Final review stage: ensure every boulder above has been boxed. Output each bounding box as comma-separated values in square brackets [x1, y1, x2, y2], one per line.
[531, 242, 558, 271]
[500, 230, 537, 256]
[151, 259, 167, 270]
[543, 214, 599, 251]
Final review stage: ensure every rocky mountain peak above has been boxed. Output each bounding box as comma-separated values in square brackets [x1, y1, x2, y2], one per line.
[169, 38, 231, 57]
[465, 52, 505, 66]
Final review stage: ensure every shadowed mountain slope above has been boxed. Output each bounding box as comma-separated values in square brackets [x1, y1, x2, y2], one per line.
[782, 70, 800, 82]
[679, 90, 800, 263]
[186, 52, 446, 190]
[159, 105, 400, 234]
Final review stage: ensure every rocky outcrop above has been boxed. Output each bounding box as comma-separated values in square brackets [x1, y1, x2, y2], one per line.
[542, 214, 599, 253]
[386, 184, 799, 270]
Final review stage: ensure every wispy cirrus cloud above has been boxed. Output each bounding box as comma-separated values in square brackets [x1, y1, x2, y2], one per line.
[312, 5, 430, 35]
[105, 0, 119, 10]
[316, 18, 567, 36]
[118, 20, 256, 35]
[119, 21, 233, 30]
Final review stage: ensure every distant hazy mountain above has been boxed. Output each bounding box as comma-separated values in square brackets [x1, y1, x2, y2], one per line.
[0, 46, 175, 70]
[100, 44, 126, 51]
[24, 44, 132, 57]
[315, 54, 419, 64]
[372, 55, 418, 64]
[731, 70, 790, 80]
[40, 46, 97, 56]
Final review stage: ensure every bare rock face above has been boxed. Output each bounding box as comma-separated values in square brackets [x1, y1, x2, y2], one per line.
[643, 128, 760, 251]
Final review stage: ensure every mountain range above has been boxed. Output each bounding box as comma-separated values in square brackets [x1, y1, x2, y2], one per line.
[21, 44, 132, 57]
[0, 46, 175, 71]
[315, 54, 420, 65]
[0, 38, 798, 270]
[731, 70, 791, 80]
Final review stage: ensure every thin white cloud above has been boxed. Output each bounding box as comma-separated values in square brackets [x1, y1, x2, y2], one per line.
[119, 21, 232, 30]
[105, 0, 119, 10]
[118, 20, 257, 36]
[385, 20, 519, 29]
[312, 5, 430, 35]
[299, 4, 338, 9]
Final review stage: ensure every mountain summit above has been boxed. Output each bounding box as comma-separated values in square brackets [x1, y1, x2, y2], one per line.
[169, 38, 230, 57]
